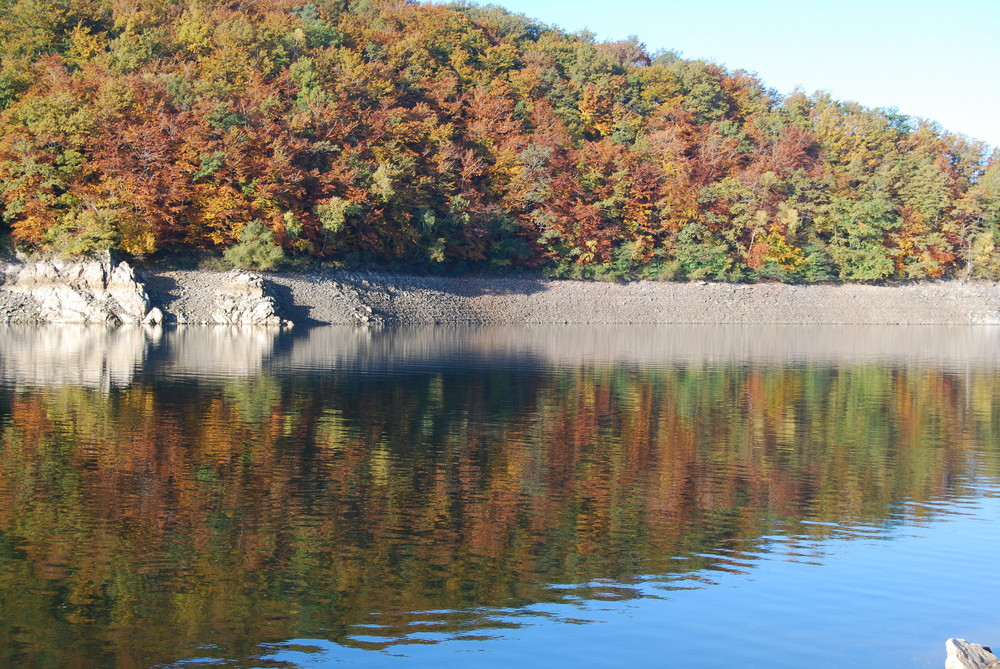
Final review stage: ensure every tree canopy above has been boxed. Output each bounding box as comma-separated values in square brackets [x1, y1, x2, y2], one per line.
[1, 0, 996, 281]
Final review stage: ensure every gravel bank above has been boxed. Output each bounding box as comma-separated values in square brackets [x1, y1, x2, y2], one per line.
[3, 263, 999, 326]
[148, 269, 1000, 326]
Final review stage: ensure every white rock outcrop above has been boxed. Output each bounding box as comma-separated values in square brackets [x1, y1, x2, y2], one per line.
[143, 306, 164, 325]
[208, 271, 290, 326]
[6, 254, 156, 324]
[946, 639, 1000, 669]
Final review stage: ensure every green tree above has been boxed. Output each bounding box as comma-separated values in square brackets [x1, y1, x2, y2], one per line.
[223, 220, 285, 270]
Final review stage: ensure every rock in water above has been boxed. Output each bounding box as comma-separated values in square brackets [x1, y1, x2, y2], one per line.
[946, 639, 1000, 669]
[142, 307, 164, 325]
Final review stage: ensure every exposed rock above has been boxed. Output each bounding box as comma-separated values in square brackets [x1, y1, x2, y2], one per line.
[207, 271, 291, 327]
[4, 254, 156, 324]
[230, 270, 1000, 326]
[6, 259, 1000, 327]
[107, 261, 152, 322]
[0, 266, 42, 324]
[143, 306, 164, 325]
[946, 639, 1000, 669]
[1, 259, 293, 326]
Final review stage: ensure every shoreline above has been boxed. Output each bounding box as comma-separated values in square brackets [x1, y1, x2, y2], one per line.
[2, 260, 1000, 326]
[154, 268, 1000, 326]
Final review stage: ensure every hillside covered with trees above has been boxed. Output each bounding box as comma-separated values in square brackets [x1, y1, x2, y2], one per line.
[1, 0, 998, 281]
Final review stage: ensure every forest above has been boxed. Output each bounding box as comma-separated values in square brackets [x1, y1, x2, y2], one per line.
[1, 0, 998, 281]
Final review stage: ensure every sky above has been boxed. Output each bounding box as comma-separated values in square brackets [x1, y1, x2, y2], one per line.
[439, 0, 999, 150]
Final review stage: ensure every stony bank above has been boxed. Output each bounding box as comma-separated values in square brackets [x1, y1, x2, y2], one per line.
[2, 256, 1000, 327]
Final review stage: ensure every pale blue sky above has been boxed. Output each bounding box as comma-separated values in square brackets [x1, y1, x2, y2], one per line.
[439, 0, 999, 150]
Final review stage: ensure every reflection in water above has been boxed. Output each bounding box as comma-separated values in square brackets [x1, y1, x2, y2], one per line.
[0, 325, 160, 390]
[0, 324, 289, 388]
[0, 325, 998, 667]
[278, 324, 1000, 371]
[2, 325, 1000, 387]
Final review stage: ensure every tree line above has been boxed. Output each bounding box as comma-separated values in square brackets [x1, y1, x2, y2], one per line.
[1, 0, 998, 281]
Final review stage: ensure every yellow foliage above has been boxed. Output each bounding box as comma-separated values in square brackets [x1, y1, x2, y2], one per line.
[761, 227, 807, 271]
[117, 215, 157, 257]
[578, 85, 614, 137]
[175, 6, 216, 57]
[66, 24, 107, 67]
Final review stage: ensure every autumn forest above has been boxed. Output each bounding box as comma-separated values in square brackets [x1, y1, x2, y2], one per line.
[1, 0, 998, 281]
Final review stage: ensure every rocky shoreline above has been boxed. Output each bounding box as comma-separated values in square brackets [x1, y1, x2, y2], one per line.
[2, 256, 1000, 326]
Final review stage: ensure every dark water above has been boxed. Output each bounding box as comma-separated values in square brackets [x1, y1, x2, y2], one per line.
[1, 325, 999, 668]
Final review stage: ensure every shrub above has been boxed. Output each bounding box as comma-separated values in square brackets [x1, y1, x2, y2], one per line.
[42, 209, 117, 257]
[223, 220, 285, 271]
[674, 222, 734, 280]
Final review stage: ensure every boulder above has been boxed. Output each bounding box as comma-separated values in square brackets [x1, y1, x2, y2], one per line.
[142, 306, 164, 325]
[946, 639, 1000, 669]
[210, 271, 291, 326]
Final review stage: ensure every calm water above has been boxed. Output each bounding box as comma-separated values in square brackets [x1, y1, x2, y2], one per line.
[1, 325, 999, 668]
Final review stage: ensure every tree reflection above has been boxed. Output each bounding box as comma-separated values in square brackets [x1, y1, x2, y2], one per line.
[0, 352, 998, 667]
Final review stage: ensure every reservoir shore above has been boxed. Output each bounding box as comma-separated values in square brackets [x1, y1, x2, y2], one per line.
[2, 257, 1000, 326]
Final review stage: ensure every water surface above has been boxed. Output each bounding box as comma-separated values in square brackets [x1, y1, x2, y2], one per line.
[0, 325, 998, 668]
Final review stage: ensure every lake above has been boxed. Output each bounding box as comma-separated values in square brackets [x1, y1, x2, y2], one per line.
[1, 325, 998, 668]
